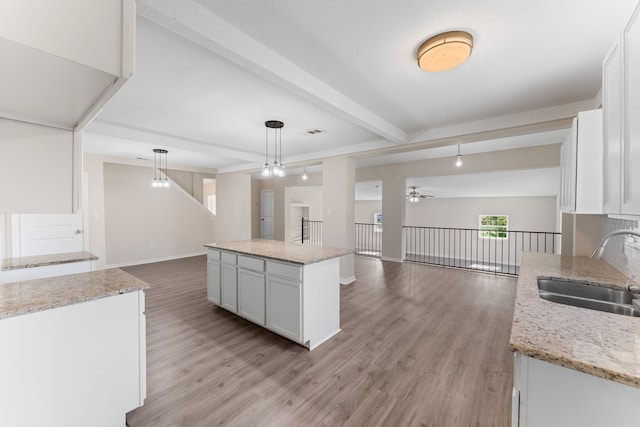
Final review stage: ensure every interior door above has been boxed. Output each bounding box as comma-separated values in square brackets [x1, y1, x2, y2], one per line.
[11, 213, 83, 257]
[260, 190, 274, 239]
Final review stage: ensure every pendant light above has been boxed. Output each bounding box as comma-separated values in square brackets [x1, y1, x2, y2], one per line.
[455, 144, 463, 167]
[302, 167, 308, 180]
[263, 120, 286, 178]
[261, 126, 272, 177]
[152, 148, 170, 188]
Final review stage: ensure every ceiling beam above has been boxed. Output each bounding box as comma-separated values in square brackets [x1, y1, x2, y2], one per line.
[136, 0, 408, 145]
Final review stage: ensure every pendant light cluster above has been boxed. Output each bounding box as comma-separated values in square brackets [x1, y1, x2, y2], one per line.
[261, 120, 286, 178]
[151, 148, 170, 188]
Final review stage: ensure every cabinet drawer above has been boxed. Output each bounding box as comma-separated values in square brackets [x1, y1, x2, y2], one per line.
[238, 255, 264, 272]
[207, 249, 220, 261]
[266, 260, 302, 281]
[221, 251, 237, 264]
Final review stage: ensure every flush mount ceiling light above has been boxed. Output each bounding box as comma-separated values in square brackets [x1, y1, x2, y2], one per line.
[417, 30, 473, 72]
[261, 120, 286, 178]
[151, 148, 170, 188]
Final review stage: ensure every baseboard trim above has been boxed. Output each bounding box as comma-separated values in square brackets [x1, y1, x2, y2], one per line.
[105, 251, 207, 269]
[340, 275, 356, 285]
[381, 256, 403, 263]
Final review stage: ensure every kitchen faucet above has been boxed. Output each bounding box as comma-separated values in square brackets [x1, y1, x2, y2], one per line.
[590, 229, 640, 259]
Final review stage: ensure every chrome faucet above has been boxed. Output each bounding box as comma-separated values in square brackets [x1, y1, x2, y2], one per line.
[591, 229, 640, 259]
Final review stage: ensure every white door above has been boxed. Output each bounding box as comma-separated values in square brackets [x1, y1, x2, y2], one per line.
[11, 213, 83, 257]
[260, 190, 274, 239]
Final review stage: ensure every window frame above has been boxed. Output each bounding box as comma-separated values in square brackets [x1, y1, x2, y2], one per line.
[478, 214, 508, 239]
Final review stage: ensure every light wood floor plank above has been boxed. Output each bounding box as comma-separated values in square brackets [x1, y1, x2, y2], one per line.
[123, 255, 516, 426]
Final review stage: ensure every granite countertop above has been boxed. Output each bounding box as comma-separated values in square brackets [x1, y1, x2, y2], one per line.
[510, 252, 640, 388]
[0, 268, 149, 320]
[2, 251, 98, 271]
[204, 239, 353, 265]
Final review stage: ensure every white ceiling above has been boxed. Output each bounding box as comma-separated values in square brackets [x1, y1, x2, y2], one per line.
[85, 0, 637, 175]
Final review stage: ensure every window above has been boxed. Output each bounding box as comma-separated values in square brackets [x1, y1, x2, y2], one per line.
[479, 215, 508, 239]
[207, 195, 217, 215]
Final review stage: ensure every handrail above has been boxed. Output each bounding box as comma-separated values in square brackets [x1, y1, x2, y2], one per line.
[355, 222, 382, 257]
[402, 225, 561, 276]
[301, 218, 323, 246]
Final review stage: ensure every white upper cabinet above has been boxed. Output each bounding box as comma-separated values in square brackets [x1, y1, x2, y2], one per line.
[622, 2, 640, 214]
[0, 0, 135, 129]
[603, 34, 623, 214]
[603, 1, 640, 215]
[560, 109, 603, 214]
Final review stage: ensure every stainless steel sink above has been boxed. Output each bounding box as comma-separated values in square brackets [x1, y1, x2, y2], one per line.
[537, 277, 640, 317]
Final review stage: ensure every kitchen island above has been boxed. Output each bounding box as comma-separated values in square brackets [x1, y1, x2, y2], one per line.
[0, 268, 148, 427]
[510, 252, 640, 427]
[204, 239, 353, 350]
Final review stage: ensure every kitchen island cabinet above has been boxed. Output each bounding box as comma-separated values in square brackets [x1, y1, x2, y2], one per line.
[204, 239, 352, 350]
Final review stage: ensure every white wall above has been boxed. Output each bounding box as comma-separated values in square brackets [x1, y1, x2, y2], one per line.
[0, 0, 126, 75]
[355, 200, 382, 224]
[0, 118, 73, 213]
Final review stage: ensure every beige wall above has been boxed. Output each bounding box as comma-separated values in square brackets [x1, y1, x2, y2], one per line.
[355, 200, 382, 224]
[405, 196, 559, 232]
[284, 186, 323, 241]
[259, 172, 323, 241]
[215, 173, 251, 242]
[356, 144, 562, 261]
[0, 118, 73, 213]
[102, 162, 215, 266]
[84, 153, 216, 268]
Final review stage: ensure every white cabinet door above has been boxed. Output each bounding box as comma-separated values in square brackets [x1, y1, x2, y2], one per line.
[560, 123, 577, 212]
[207, 260, 221, 305]
[266, 276, 302, 343]
[559, 110, 603, 214]
[238, 268, 265, 325]
[622, 3, 640, 214]
[603, 35, 623, 214]
[514, 354, 640, 427]
[221, 264, 237, 312]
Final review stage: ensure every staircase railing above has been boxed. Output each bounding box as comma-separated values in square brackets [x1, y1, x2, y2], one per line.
[301, 218, 323, 246]
[354, 223, 382, 257]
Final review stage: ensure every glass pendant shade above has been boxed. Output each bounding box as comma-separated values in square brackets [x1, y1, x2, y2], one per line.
[152, 149, 169, 188]
[262, 120, 285, 177]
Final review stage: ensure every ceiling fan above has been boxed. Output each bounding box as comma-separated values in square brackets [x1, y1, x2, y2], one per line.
[407, 186, 433, 202]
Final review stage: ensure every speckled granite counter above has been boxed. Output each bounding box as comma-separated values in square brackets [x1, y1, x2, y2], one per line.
[510, 252, 640, 388]
[0, 268, 149, 319]
[204, 239, 353, 265]
[2, 251, 98, 271]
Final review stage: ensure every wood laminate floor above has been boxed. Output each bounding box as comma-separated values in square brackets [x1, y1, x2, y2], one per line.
[123, 255, 517, 427]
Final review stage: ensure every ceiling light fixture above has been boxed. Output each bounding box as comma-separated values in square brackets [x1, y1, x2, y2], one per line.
[302, 167, 308, 180]
[417, 31, 473, 72]
[455, 144, 463, 167]
[151, 148, 170, 188]
[262, 120, 286, 178]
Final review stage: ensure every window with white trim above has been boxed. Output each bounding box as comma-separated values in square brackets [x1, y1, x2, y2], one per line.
[479, 215, 508, 239]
